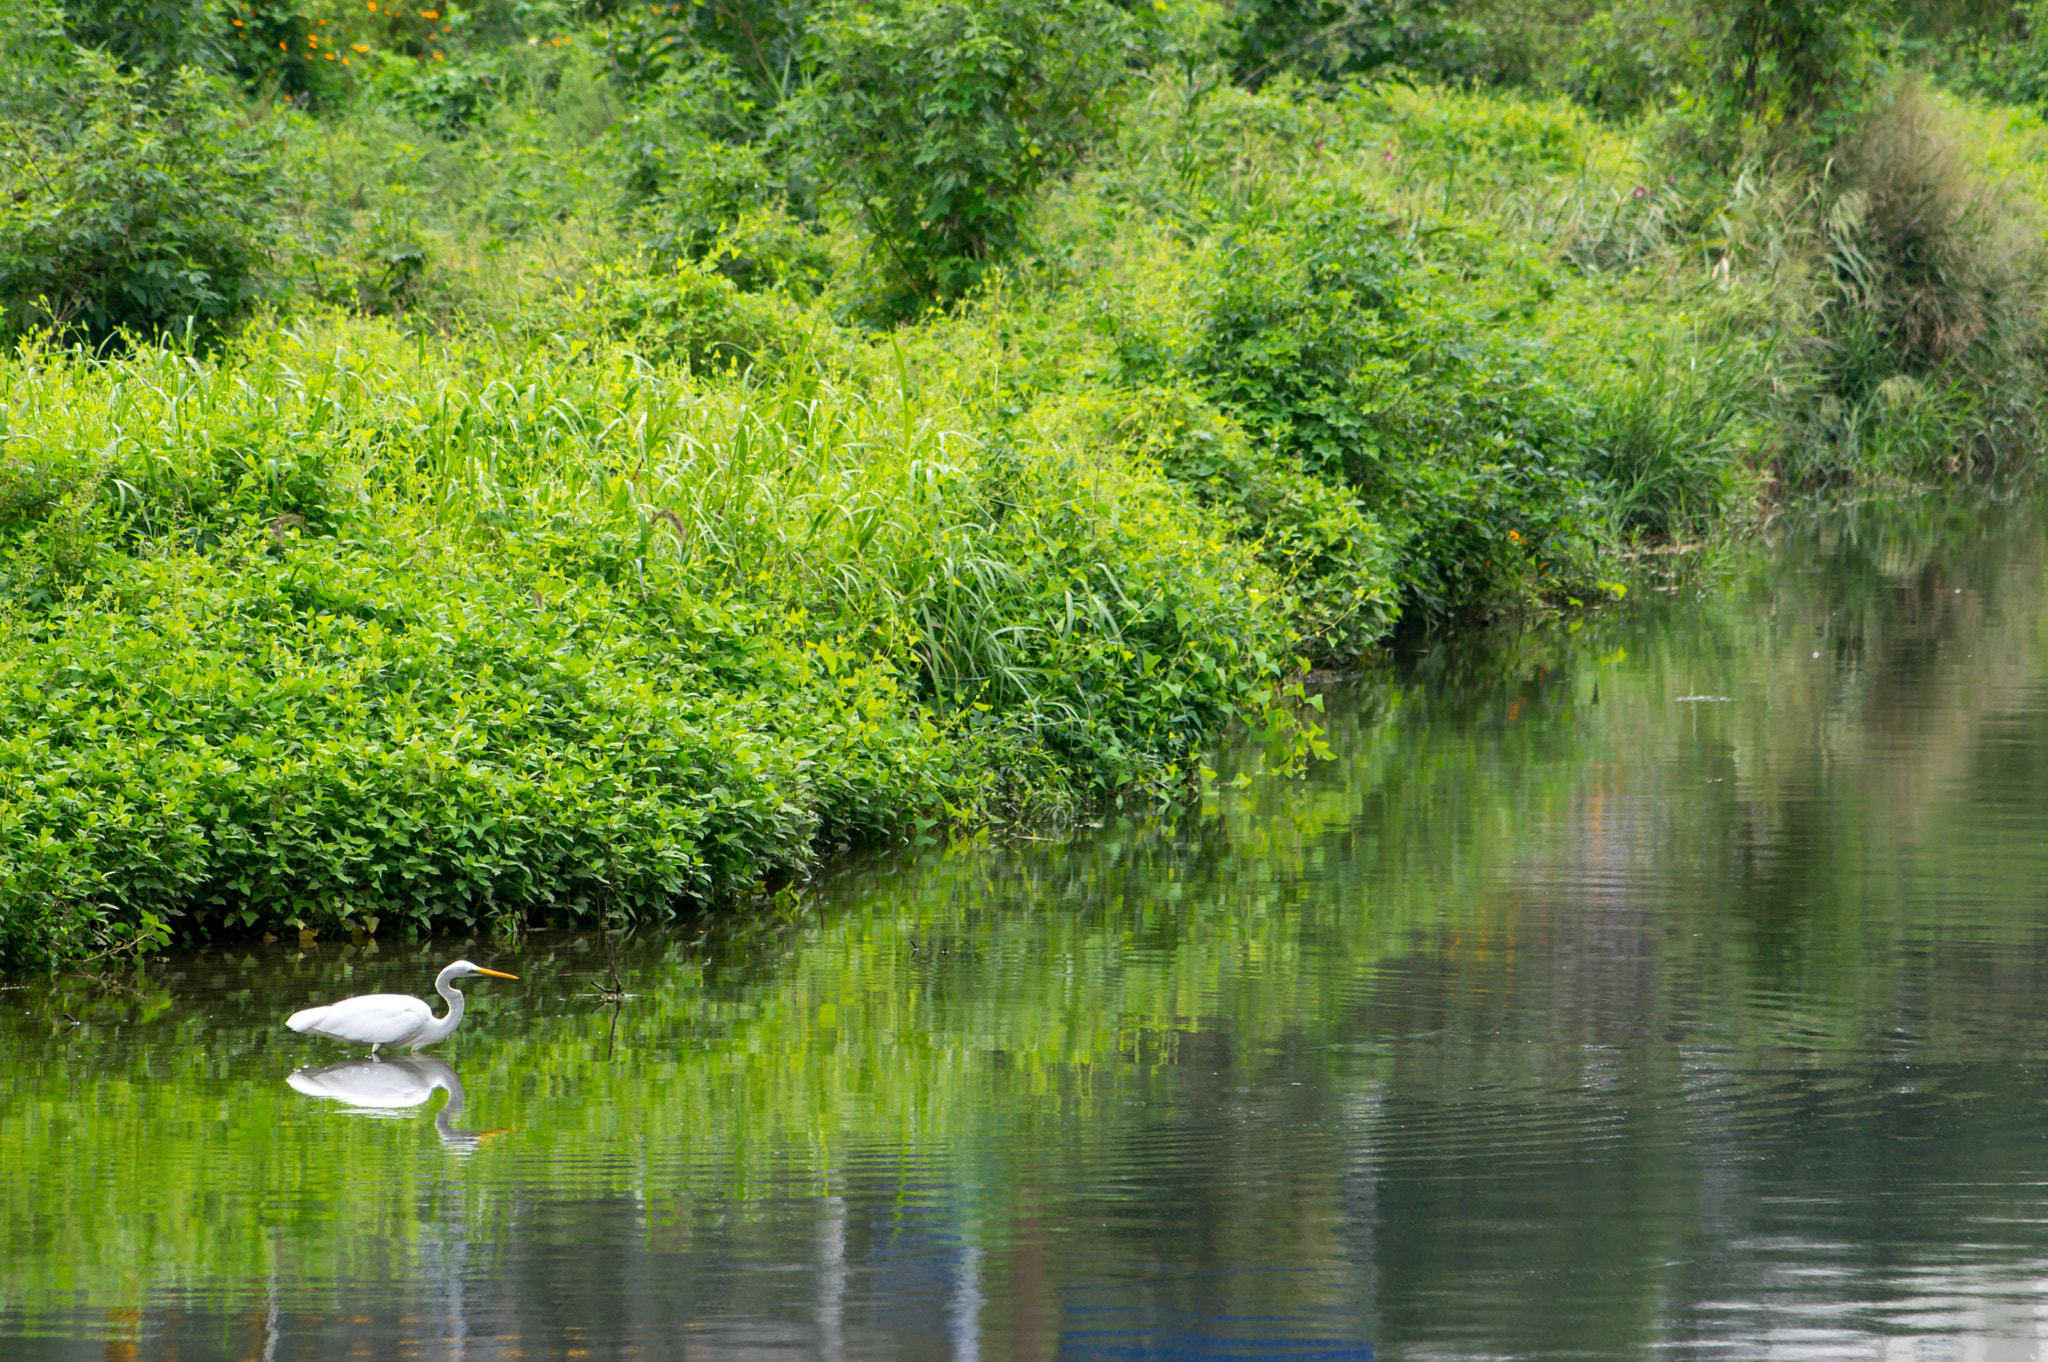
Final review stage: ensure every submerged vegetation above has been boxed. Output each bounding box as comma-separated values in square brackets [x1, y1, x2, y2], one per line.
[4, 0, 2048, 967]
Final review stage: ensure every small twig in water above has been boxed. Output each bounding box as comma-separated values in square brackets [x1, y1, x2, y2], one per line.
[584, 932, 635, 1003]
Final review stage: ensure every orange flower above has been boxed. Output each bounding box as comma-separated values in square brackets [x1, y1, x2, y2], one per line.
[1508, 529, 1523, 543]
[352, 42, 369, 51]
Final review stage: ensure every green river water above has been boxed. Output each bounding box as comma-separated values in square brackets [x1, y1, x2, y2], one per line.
[7, 494, 2048, 1360]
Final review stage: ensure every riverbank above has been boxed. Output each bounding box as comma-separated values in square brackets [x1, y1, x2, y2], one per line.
[5, 3, 2048, 967]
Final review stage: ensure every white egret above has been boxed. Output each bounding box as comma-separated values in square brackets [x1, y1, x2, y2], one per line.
[285, 959, 518, 1053]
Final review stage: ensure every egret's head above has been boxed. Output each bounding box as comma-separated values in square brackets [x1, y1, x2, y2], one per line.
[445, 959, 520, 981]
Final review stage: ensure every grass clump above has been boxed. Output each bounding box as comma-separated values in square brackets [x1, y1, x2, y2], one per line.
[1802, 79, 2045, 479]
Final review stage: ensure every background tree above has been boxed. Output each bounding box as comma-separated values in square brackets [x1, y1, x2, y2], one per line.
[56, 0, 221, 84]
[0, 50, 283, 347]
[809, 0, 1131, 309]
[1223, 0, 1458, 89]
[1704, 0, 1873, 133]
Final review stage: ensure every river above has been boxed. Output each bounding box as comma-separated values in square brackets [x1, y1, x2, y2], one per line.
[6, 492, 2048, 1360]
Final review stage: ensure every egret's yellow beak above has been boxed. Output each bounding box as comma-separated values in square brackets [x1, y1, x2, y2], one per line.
[475, 968, 519, 980]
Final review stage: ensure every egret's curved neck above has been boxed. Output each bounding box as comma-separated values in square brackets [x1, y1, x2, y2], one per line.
[423, 966, 468, 1046]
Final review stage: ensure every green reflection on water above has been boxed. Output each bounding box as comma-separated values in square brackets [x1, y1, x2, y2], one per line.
[6, 492, 2048, 1360]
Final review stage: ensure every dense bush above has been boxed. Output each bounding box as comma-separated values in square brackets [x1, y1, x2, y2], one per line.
[0, 54, 282, 347]
[1077, 384, 1402, 662]
[583, 258, 824, 368]
[810, 0, 1130, 308]
[604, 56, 827, 283]
[0, 537, 864, 967]
[1558, 1, 1699, 118]
[1168, 194, 1608, 619]
[1221, 0, 1460, 87]
[1931, 1, 2048, 105]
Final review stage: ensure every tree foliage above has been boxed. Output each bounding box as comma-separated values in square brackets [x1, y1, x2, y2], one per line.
[0, 53, 281, 347]
[1223, 0, 1457, 88]
[810, 0, 1130, 307]
[57, 0, 220, 83]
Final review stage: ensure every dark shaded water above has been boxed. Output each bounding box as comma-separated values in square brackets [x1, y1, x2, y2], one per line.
[8, 495, 2048, 1360]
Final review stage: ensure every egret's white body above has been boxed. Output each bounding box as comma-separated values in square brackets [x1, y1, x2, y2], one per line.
[285, 959, 518, 1053]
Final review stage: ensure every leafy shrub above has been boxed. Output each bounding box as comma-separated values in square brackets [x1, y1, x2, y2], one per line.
[376, 47, 510, 131]
[222, 0, 349, 104]
[353, 207, 435, 314]
[596, 0, 698, 89]
[1933, 1, 2048, 106]
[1691, 0, 1879, 163]
[810, 0, 1130, 308]
[1561, 1, 1700, 120]
[602, 54, 830, 283]
[620, 127, 778, 264]
[1082, 384, 1401, 663]
[608, 52, 760, 193]
[597, 0, 810, 101]
[629, 135, 784, 259]
[0, 55, 282, 347]
[586, 258, 820, 369]
[1089, 75, 1332, 229]
[1176, 192, 1609, 618]
[0, 531, 937, 950]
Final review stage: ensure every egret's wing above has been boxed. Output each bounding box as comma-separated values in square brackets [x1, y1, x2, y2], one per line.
[288, 1060, 436, 1109]
[286, 994, 432, 1046]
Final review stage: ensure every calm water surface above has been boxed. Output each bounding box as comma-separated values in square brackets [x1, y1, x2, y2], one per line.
[8, 496, 2048, 1361]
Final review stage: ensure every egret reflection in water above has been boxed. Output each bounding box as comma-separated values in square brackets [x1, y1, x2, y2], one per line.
[286, 1056, 507, 1150]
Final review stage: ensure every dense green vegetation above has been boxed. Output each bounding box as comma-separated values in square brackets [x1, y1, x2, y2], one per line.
[5, 0, 2048, 967]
